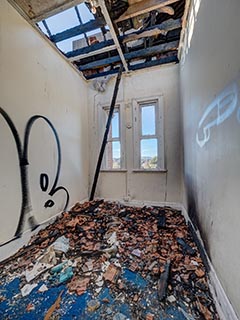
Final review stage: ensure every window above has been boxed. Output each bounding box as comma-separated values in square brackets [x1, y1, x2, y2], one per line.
[133, 96, 165, 170]
[98, 104, 125, 170]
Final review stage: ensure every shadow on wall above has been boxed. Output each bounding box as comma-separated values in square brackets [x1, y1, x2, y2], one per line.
[0, 107, 69, 247]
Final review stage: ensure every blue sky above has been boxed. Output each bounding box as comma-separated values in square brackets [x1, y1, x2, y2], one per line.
[111, 106, 157, 159]
[38, 3, 101, 52]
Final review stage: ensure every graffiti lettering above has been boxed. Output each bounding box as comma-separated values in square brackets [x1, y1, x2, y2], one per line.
[0, 108, 69, 246]
[196, 81, 240, 148]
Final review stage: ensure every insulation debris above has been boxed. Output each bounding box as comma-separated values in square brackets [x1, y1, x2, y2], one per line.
[0, 200, 220, 319]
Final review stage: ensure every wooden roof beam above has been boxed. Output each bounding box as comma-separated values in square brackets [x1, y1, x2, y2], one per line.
[50, 18, 105, 43]
[99, 0, 129, 72]
[122, 18, 181, 43]
[65, 18, 181, 61]
[115, 0, 180, 23]
[79, 40, 179, 71]
[85, 53, 178, 80]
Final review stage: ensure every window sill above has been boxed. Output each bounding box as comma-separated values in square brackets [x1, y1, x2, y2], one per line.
[100, 169, 127, 173]
[132, 169, 167, 173]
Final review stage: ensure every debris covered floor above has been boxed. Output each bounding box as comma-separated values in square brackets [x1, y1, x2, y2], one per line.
[0, 201, 219, 319]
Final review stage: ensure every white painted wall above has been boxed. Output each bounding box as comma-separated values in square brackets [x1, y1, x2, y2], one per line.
[180, 0, 240, 316]
[0, 0, 89, 244]
[88, 65, 182, 204]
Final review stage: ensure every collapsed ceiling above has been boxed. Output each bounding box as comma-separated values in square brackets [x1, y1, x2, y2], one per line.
[9, 0, 187, 79]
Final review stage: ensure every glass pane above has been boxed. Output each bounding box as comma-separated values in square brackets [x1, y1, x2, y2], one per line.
[45, 8, 80, 35]
[141, 139, 158, 169]
[112, 141, 121, 168]
[111, 111, 119, 138]
[106, 141, 121, 169]
[141, 105, 156, 136]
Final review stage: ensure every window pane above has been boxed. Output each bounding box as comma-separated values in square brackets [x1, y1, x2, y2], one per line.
[141, 139, 158, 169]
[111, 111, 119, 138]
[141, 105, 156, 135]
[112, 141, 121, 168]
[106, 141, 121, 169]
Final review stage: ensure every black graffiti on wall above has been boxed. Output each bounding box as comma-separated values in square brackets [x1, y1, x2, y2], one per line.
[0, 107, 69, 246]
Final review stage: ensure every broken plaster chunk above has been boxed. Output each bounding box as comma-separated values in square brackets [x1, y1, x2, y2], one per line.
[25, 262, 52, 282]
[38, 246, 57, 265]
[52, 236, 69, 254]
[21, 283, 38, 297]
[95, 287, 102, 294]
[132, 249, 142, 258]
[148, 261, 158, 270]
[38, 284, 48, 293]
[85, 260, 93, 271]
[167, 295, 176, 303]
[191, 260, 199, 266]
[106, 232, 118, 246]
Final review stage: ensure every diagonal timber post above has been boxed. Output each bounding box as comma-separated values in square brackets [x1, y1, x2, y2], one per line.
[89, 65, 123, 201]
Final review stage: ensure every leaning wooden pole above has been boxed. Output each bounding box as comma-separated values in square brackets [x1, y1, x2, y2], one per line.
[89, 65, 123, 201]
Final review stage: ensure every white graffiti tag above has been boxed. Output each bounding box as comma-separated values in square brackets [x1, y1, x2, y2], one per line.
[196, 81, 239, 148]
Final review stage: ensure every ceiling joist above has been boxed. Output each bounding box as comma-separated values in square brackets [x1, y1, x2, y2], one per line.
[122, 18, 181, 43]
[85, 53, 178, 80]
[99, 0, 129, 72]
[115, 0, 181, 23]
[65, 18, 181, 61]
[79, 40, 179, 71]
[50, 18, 105, 43]
[9, 0, 186, 79]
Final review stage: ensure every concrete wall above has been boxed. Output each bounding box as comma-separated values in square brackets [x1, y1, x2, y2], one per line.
[88, 65, 182, 204]
[180, 0, 240, 316]
[0, 0, 89, 244]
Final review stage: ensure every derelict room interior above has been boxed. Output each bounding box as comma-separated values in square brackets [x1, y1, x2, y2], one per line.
[0, 0, 239, 319]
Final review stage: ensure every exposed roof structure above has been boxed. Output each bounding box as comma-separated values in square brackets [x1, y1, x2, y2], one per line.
[10, 0, 187, 79]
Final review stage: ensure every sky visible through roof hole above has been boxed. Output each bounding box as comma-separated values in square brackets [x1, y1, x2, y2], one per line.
[38, 6, 158, 162]
[38, 3, 98, 52]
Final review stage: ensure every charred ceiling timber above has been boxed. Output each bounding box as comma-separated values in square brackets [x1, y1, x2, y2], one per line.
[79, 40, 179, 71]
[85, 54, 178, 80]
[115, 0, 181, 22]
[50, 18, 106, 43]
[65, 19, 181, 60]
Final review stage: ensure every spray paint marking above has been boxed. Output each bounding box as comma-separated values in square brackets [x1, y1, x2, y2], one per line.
[196, 80, 240, 148]
[0, 108, 69, 246]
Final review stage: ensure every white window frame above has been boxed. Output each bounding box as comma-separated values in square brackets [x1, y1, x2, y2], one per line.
[98, 102, 126, 171]
[133, 95, 165, 171]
